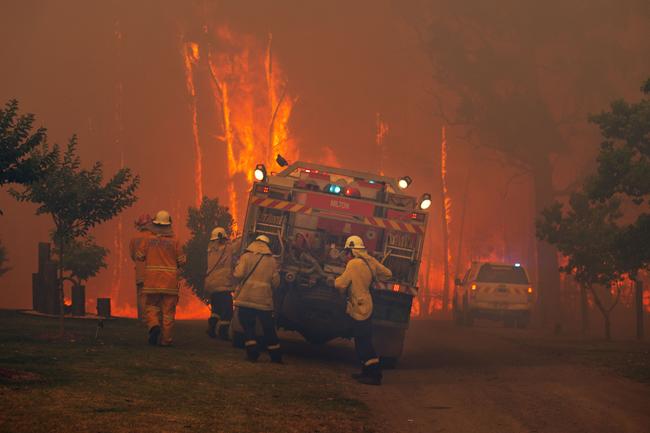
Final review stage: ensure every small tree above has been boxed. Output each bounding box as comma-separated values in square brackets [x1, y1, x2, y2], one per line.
[182, 197, 233, 302]
[537, 193, 623, 340]
[54, 237, 108, 290]
[0, 99, 51, 213]
[11, 137, 139, 334]
[586, 78, 650, 339]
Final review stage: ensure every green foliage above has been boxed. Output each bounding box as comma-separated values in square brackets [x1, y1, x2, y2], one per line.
[10, 136, 140, 242]
[53, 237, 108, 286]
[0, 100, 51, 213]
[537, 193, 623, 288]
[0, 240, 10, 277]
[586, 77, 650, 277]
[182, 197, 233, 302]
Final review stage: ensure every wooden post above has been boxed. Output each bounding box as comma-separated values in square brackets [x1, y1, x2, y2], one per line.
[636, 279, 644, 340]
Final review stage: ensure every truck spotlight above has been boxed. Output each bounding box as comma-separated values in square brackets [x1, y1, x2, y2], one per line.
[276, 154, 289, 167]
[419, 193, 432, 210]
[398, 176, 412, 190]
[514, 263, 521, 267]
[254, 164, 267, 182]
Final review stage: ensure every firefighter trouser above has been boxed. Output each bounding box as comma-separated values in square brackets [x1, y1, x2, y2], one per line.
[209, 291, 233, 338]
[136, 283, 146, 322]
[144, 294, 178, 345]
[349, 317, 380, 371]
[238, 307, 281, 361]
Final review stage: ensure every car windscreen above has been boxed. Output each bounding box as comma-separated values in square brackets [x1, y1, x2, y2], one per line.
[476, 264, 529, 284]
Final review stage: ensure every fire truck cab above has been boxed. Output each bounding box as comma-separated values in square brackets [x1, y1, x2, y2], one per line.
[232, 161, 430, 366]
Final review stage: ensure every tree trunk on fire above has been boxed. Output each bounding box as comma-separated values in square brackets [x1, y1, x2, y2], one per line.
[635, 279, 644, 340]
[580, 285, 589, 337]
[532, 157, 562, 330]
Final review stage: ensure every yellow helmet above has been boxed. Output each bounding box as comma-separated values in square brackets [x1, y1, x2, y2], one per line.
[152, 210, 172, 226]
[256, 234, 271, 244]
[210, 227, 227, 241]
[344, 235, 365, 249]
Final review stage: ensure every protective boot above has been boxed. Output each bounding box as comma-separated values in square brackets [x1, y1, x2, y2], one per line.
[268, 346, 283, 364]
[217, 323, 230, 341]
[206, 317, 217, 339]
[355, 364, 382, 386]
[148, 325, 161, 346]
[245, 342, 260, 362]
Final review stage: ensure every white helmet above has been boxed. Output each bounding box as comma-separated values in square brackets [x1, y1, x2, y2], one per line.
[256, 234, 271, 244]
[210, 227, 227, 241]
[152, 210, 172, 226]
[344, 235, 365, 249]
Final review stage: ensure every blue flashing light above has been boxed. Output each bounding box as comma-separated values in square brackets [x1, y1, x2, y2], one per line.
[327, 184, 342, 194]
[368, 180, 375, 184]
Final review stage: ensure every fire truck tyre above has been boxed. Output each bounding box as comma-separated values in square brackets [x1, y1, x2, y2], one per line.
[380, 356, 398, 369]
[232, 331, 245, 349]
[516, 313, 530, 329]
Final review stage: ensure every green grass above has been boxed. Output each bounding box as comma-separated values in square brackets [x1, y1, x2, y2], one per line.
[0, 310, 375, 433]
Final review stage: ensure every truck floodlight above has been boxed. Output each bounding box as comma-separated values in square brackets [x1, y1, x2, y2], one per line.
[254, 164, 267, 182]
[398, 176, 412, 190]
[419, 193, 432, 210]
[514, 263, 521, 267]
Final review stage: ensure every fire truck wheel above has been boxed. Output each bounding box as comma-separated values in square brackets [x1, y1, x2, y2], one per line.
[380, 356, 398, 369]
[231, 331, 245, 349]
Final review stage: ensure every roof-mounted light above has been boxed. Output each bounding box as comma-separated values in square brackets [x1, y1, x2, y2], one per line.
[398, 176, 412, 190]
[254, 164, 267, 182]
[419, 193, 432, 210]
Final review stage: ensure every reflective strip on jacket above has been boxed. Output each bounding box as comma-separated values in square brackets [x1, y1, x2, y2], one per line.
[335, 250, 392, 321]
[204, 237, 242, 293]
[136, 231, 186, 295]
[233, 240, 280, 311]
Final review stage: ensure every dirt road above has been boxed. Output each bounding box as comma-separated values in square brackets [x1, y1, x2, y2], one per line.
[336, 320, 650, 433]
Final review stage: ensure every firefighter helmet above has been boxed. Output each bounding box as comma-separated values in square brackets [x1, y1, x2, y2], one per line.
[344, 235, 365, 249]
[256, 234, 271, 244]
[210, 227, 227, 241]
[152, 210, 172, 226]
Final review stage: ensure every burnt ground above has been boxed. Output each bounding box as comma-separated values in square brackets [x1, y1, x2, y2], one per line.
[345, 319, 650, 433]
[1, 309, 649, 433]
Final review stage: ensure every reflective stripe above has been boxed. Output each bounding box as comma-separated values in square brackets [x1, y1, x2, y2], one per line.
[267, 344, 281, 350]
[210, 313, 220, 319]
[217, 320, 231, 325]
[245, 340, 257, 347]
[364, 358, 380, 366]
[145, 306, 161, 312]
[162, 314, 175, 321]
[145, 265, 177, 272]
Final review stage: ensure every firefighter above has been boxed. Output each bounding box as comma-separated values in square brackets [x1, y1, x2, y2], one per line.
[233, 234, 282, 363]
[335, 235, 392, 386]
[129, 214, 152, 321]
[204, 227, 242, 340]
[135, 210, 186, 346]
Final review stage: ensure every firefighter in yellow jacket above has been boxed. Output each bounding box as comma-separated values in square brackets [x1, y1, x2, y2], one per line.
[129, 214, 152, 321]
[233, 235, 282, 363]
[204, 227, 242, 340]
[136, 210, 186, 346]
[335, 235, 392, 385]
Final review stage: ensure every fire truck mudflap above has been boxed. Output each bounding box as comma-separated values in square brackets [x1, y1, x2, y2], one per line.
[231, 161, 430, 366]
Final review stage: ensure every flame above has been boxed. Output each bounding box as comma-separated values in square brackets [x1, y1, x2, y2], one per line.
[440, 125, 452, 310]
[206, 26, 298, 227]
[375, 113, 389, 176]
[182, 40, 203, 207]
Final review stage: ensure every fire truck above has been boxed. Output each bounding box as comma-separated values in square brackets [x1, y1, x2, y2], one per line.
[233, 161, 431, 366]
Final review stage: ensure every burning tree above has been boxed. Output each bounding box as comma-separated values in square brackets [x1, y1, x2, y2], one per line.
[405, 1, 649, 328]
[182, 196, 234, 302]
[11, 137, 139, 335]
[0, 240, 9, 277]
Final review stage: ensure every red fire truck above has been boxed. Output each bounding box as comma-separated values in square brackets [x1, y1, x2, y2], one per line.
[233, 161, 431, 366]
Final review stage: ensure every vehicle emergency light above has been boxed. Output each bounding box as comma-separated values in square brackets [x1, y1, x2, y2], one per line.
[419, 193, 432, 210]
[325, 184, 342, 194]
[254, 164, 267, 182]
[398, 176, 412, 190]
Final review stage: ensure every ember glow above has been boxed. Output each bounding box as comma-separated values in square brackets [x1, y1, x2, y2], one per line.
[182, 40, 203, 207]
[375, 113, 389, 176]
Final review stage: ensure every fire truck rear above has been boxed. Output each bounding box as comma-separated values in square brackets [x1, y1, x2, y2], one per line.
[235, 161, 431, 365]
